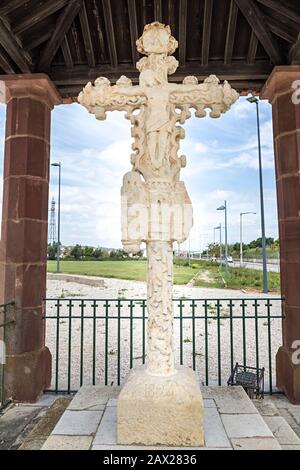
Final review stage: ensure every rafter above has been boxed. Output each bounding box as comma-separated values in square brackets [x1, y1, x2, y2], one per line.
[50, 61, 273, 86]
[37, 0, 83, 70]
[202, 0, 213, 66]
[79, 1, 95, 68]
[24, 31, 53, 51]
[178, 0, 187, 65]
[154, 0, 163, 22]
[61, 36, 73, 69]
[91, 0, 105, 62]
[127, 0, 139, 66]
[0, 0, 29, 17]
[224, 0, 238, 64]
[289, 34, 300, 65]
[0, 44, 15, 73]
[256, 0, 300, 25]
[13, 0, 68, 35]
[247, 30, 258, 64]
[235, 0, 283, 65]
[0, 16, 31, 72]
[102, 0, 118, 68]
[267, 18, 297, 44]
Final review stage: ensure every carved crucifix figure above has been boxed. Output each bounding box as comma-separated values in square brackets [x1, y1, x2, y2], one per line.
[78, 21, 239, 446]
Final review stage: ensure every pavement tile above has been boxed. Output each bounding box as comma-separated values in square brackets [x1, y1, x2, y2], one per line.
[52, 410, 103, 436]
[204, 408, 231, 448]
[202, 386, 257, 414]
[42, 435, 93, 450]
[204, 399, 216, 408]
[93, 406, 117, 445]
[231, 438, 281, 450]
[68, 386, 119, 411]
[264, 416, 300, 445]
[221, 414, 273, 438]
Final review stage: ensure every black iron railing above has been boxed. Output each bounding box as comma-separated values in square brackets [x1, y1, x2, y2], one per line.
[44, 297, 284, 394]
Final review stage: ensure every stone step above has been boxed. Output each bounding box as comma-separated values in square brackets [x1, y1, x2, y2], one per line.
[42, 385, 283, 450]
[253, 399, 300, 450]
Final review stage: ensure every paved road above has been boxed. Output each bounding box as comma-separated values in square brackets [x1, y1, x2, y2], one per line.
[192, 257, 280, 273]
[231, 260, 280, 273]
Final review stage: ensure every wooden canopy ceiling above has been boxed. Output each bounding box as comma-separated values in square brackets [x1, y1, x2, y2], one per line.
[0, 0, 299, 100]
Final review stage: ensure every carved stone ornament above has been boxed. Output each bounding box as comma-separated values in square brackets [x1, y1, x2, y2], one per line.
[78, 22, 239, 447]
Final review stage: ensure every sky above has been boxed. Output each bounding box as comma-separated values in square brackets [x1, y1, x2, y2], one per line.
[0, 94, 278, 252]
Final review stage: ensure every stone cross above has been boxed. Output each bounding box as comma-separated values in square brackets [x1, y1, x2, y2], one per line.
[78, 22, 239, 446]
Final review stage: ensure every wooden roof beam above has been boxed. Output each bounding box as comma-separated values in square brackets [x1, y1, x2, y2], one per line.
[224, 0, 238, 64]
[289, 34, 300, 64]
[0, 44, 15, 73]
[202, 0, 213, 66]
[178, 0, 187, 65]
[154, 0, 163, 23]
[13, 0, 69, 35]
[235, 0, 283, 65]
[102, 0, 118, 68]
[0, 0, 29, 17]
[267, 17, 297, 44]
[127, 0, 139, 66]
[61, 36, 73, 69]
[256, 0, 300, 25]
[79, 1, 96, 68]
[0, 16, 32, 72]
[37, 0, 83, 70]
[247, 30, 258, 64]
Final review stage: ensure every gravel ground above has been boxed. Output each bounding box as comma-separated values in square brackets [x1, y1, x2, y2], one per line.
[46, 275, 283, 393]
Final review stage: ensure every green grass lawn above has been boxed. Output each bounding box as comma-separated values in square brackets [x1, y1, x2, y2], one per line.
[47, 259, 280, 292]
[47, 260, 194, 285]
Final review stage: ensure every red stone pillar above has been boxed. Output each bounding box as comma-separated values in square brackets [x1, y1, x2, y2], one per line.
[0, 74, 61, 402]
[262, 66, 300, 404]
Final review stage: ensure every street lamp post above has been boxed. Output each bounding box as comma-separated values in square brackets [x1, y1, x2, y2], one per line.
[217, 201, 228, 275]
[214, 224, 222, 267]
[247, 95, 268, 293]
[240, 212, 256, 267]
[51, 162, 61, 273]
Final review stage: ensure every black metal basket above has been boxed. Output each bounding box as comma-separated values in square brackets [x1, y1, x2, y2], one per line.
[227, 363, 265, 399]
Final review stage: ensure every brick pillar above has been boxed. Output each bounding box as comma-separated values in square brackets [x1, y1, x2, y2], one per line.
[0, 74, 61, 402]
[261, 66, 300, 404]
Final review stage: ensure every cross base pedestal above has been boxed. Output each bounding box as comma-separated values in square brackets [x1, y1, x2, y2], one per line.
[117, 366, 204, 446]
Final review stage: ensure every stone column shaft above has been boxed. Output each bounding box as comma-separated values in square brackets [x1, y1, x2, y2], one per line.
[262, 66, 300, 404]
[146, 240, 175, 375]
[0, 74, 61, 402]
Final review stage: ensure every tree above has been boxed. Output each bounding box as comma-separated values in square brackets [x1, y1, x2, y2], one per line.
[83, 246, 94, 259]
[48, 243, 57, 260]
[70, 244, 83, 260]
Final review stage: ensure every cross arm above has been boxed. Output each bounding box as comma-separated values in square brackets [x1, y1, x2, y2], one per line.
[170, 74, 239, 118]
[78, 76, 147, 120]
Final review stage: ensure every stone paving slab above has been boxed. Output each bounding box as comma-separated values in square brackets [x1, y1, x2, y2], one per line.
[93, 406, 117, 446]
[203, 408, 231, 448]
[42, 435, 93, 450]
[221, 414, 273, 439]
[42, 386, 300, 451]
[23, 394, 64, 408]
[107, 398, 118, 407]
[231, 438, 281, 450]
[281, 444, 300, 450]
[92, 445, 231, 450]
[67, 386, 119, 411]
[52, 410, 103, 436]
[201, 386, 257, 414]
[264, 416, 300, 445]
[203, 399, 216, 408]
[0, 406, 42, 450]
[253, 400, 279, 416]
[289, 409, 300, 425]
